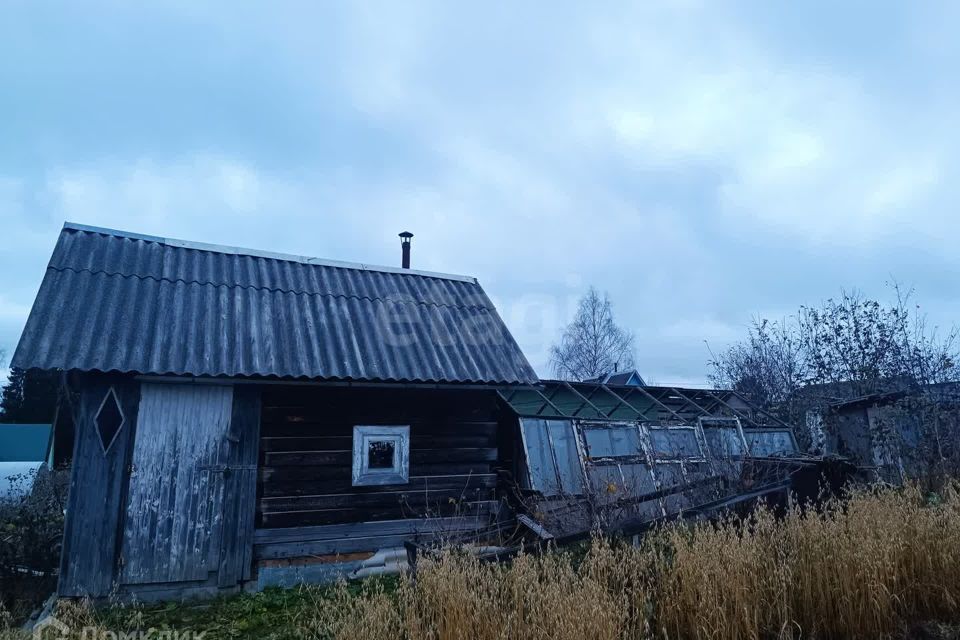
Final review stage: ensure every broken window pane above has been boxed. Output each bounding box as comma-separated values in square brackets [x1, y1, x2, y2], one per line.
[649, 429, 701, 458]
[367, 440, 396, 468]
[704, 427, 745, 458]
[584, 425, 641, 458]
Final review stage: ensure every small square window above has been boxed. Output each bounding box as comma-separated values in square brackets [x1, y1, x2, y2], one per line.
[367, 440, 396, 468]
[352, 426, 410, 486]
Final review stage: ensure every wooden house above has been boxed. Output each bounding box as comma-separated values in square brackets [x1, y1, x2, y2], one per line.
[11, 223, 538, 600]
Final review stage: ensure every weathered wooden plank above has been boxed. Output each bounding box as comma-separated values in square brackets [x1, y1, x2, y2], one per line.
[254, 516, 483, 543]
[255, 386, 503, 530]
[260, 500, 498, 528]
[59, 376, 142, 598]
[261, 434, 496, 452]
[260, 466, 494, 497]
[259, 388, 498, 424]
[260, 420, 499, 438]
[119, 384, 234, 585]
[254, 520, 498, 558]
[217, 386, 262, 587]
[260, 485, 495, 512]
[255, 534, 425, 559]
[518, 514, 555, 540]
[264, 448, 498, 467]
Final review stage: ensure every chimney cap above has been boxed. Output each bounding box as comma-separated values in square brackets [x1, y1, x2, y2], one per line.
[399, 231, 414, 239]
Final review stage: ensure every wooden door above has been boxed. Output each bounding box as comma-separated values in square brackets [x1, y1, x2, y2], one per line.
[120, 383, 234, 584]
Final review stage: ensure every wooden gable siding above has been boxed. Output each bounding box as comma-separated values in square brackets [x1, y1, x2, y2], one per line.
[257, 387, 500, 529]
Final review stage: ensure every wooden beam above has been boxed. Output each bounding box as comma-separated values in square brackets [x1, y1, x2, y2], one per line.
[532, 387, 567, 418]
[517, 514, 555, 541]
[560, 381, 608, 419]
[628, 387, 687, 423]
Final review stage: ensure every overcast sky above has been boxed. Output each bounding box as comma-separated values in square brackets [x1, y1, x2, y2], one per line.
[2, 1, 959, 385]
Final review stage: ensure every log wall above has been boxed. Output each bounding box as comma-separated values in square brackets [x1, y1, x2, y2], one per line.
[257, 387, 501, 529]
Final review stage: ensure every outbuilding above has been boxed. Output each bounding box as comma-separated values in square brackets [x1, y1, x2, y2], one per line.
[12, 223, 537, 599]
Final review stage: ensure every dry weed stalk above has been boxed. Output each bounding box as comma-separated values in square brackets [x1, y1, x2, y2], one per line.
[305, 484, 960, 640]
[3, 484, 959, 640]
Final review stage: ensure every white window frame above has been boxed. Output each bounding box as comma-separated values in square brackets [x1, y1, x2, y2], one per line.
[698, 416, 749, 459]
[579, 421, 646, 464]
[352, 425, 410, 486]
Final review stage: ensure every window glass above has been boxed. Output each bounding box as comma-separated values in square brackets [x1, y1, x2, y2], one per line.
[521, 418, 585, 496]
[649, 429, 701, 458]
[619, 463, 657, 495]
[521, 418, 561, 495]
[744, 430, 796, 456]
[367, 440, 396, 468]
[547, 420, 585, 495]
[584, 425, 641, 458]
[704, 427, 745, 457]
[656, 463, 685, 488]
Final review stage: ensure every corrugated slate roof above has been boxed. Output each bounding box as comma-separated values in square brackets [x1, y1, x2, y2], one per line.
[12, 223, 538, 384]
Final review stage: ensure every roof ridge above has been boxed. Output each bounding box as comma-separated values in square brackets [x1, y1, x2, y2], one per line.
[48, 265, 495, 313]
[62, 222, 478, 284]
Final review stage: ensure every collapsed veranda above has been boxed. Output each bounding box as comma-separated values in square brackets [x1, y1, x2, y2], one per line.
[13, 223, 804, 601]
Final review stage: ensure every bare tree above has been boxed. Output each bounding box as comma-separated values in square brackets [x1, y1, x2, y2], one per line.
[710, 286, 959, 407]
[708, 318, 804, 411]
[550, 287, 635, 380]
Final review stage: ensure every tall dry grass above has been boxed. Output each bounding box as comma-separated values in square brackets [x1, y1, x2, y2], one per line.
[4, 483, 959, 640]
[654, 484, 960, 639]
[304, 484, 960, 640]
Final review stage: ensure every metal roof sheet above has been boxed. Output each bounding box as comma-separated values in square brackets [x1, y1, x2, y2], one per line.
[12, 224, 538, 384]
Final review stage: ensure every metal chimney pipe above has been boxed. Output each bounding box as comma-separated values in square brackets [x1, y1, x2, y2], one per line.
[399, 231, 413, 269]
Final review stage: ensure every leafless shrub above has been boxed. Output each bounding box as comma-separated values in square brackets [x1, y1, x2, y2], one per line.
[711, 285, 959, 403]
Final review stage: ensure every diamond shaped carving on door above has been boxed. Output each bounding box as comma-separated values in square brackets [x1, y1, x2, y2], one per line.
[95, 387, 125, 453]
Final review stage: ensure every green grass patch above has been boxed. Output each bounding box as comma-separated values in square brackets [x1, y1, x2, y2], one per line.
[94, 577, 400, 640]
